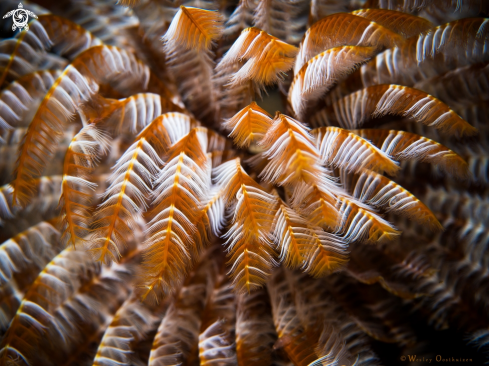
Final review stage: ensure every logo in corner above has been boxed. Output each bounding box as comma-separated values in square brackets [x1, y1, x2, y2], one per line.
[3, 3, 37, 32]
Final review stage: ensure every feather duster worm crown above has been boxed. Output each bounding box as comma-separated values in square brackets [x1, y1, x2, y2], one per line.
[0, 0, 488, 365]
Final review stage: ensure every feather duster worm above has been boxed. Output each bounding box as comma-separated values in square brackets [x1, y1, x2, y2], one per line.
[0, 1, 488, 365]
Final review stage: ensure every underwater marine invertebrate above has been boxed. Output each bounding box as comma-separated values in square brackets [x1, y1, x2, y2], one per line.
[0, 0, 489, 365]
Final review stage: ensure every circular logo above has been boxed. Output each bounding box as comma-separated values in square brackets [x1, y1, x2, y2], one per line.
[3, 3, 38, 32]
[12, 8, 29, 31]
